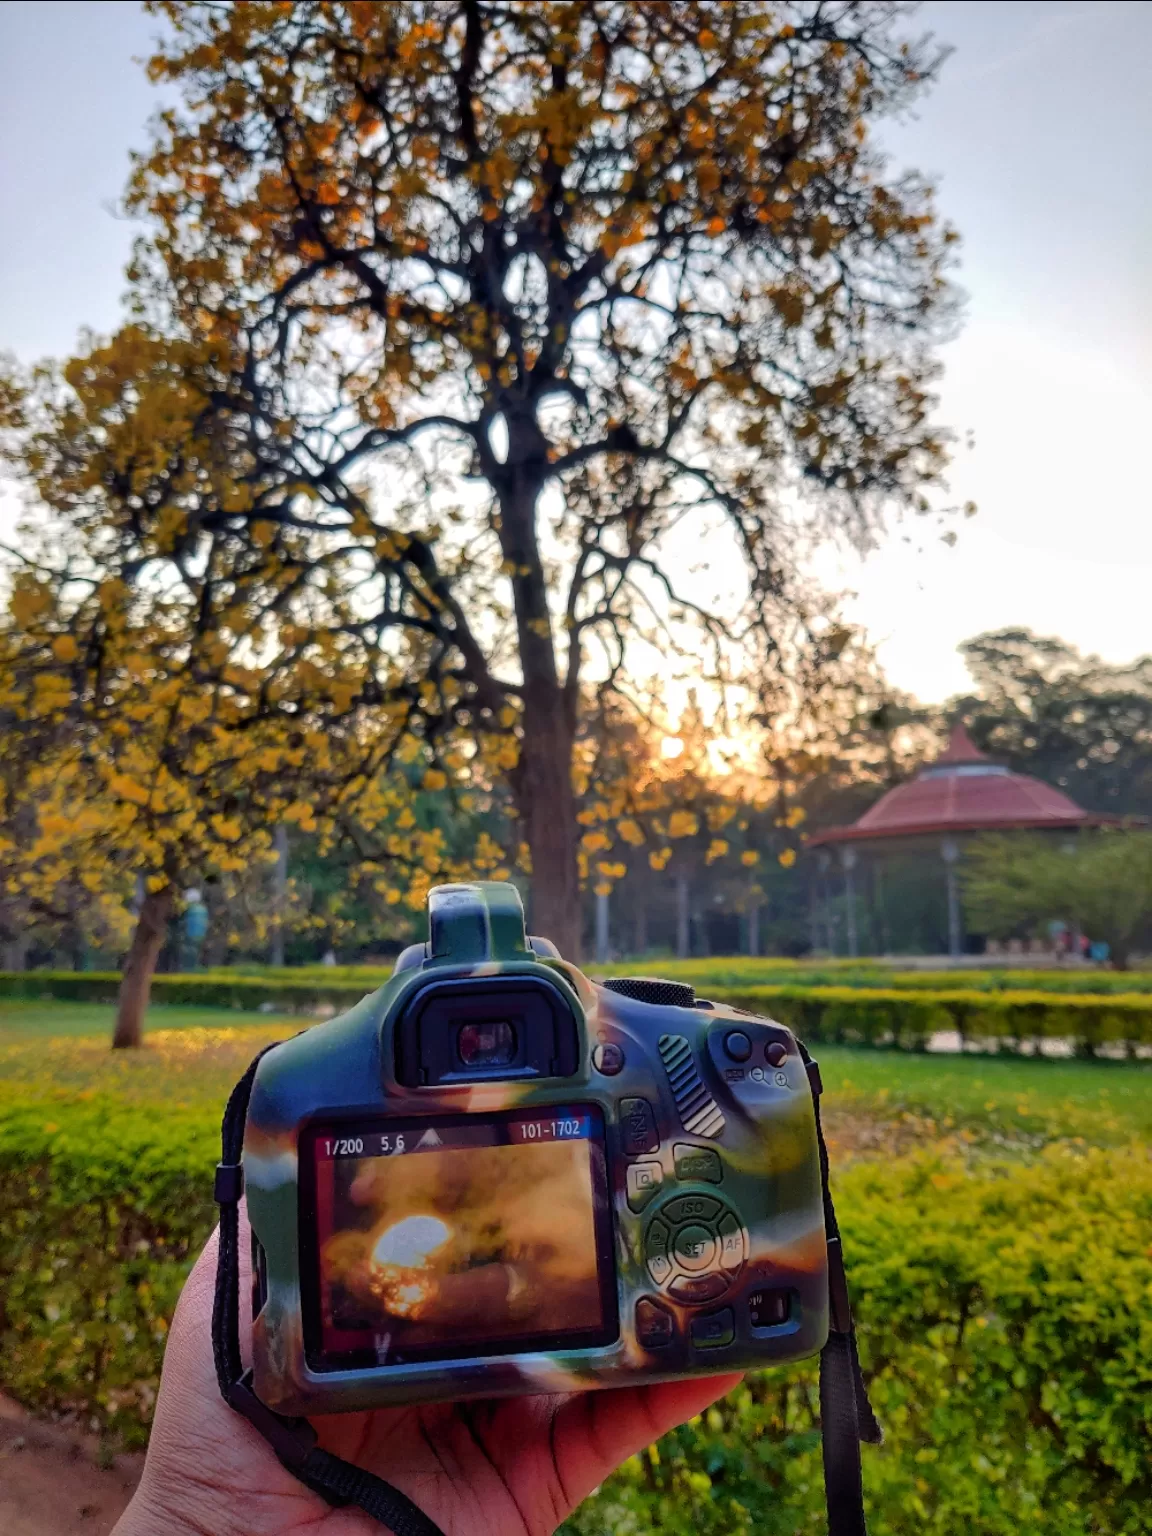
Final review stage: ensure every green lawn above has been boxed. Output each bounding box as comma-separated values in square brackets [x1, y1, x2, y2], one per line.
[0, 998, 310, 1038]
[816, 1044, 1152, 1145]
[2, 1000, 1151, 1147]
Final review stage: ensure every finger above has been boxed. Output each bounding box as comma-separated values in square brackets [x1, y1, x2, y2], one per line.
[552, 1372, 744, 1509]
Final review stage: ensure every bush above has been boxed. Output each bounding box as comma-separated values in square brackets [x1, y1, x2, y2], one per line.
[0, 969, 369, 1010]
[4, 1073, 1151, 1531]
[0, 1094, 215, 1438]
[567, 1147, 1152, 1536]
[709, 985, 1152, 1055]
[6, 971, 1152, 1055]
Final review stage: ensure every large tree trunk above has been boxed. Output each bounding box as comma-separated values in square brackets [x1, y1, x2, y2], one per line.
[113, 884, 175, 1049]
[515, 693, 582, 958]
[500, 448, 583, 959]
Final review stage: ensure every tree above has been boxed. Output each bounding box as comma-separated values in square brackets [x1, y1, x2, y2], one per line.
[962, 831, 1152, 971]
[954, 629, 1152, 817]
[101, 0, 958, 956]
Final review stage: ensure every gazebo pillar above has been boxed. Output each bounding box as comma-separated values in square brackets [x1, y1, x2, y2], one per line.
[840, 844, 859, 958]
[817, 850, 833, 954]
[595, 888, 610, 964]
[941, 837, 962, 958]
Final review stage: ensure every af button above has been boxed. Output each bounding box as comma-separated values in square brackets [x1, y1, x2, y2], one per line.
[717, 1212, 745, 1269]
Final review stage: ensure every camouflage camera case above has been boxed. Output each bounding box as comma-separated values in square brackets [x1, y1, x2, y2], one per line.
[244, 882, 829, 1415]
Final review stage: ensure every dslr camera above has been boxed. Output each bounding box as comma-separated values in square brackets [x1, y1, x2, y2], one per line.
[242, 881, 830, 1415]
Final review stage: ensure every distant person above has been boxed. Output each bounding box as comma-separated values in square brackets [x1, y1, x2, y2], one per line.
[321, 947, 337, 967]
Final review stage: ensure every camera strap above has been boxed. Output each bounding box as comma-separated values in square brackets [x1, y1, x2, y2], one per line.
[212, 1047, 445, 1536]
[211, 1041, 878, 1536]
[800, 1042, 883, 1536]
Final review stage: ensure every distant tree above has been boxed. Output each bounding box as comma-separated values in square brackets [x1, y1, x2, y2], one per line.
[100, 0, 960, 956]
[955, 629, 1152, 817]
[962, 831, 1152, 971]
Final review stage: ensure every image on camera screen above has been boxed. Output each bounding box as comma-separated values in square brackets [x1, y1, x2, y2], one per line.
[307, 1106, 615, 1366]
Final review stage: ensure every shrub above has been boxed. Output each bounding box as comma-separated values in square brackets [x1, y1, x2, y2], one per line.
[0, 969, 370, 1010]
[6, 971, 1152, 1055]
[567, 1147, 1152, 1536]
[709, 985, 1152, 1055]
[3, 1035, 1152, 1531]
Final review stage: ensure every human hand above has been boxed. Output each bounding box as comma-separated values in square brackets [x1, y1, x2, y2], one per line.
[113, 1214, 741, 1536]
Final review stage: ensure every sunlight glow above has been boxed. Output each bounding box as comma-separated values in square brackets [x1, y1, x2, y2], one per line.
[371, 1214, 450, 1269]
[660, 736, 684, 760]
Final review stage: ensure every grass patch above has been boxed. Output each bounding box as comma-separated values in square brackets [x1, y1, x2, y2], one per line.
[3, 1002, 1151, 1148]
[0, 999, 309, 1039]
[817, 1044, 1152, 1145]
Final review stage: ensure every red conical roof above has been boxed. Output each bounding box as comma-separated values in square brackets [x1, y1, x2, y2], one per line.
[935, 722, 988, 764]
[810, 722, 1113, 845]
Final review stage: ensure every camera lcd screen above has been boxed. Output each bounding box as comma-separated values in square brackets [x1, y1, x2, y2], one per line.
[300, 1106, 617, 1370]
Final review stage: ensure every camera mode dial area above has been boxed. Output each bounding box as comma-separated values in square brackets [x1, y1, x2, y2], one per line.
[644, 1192, 746, 1305]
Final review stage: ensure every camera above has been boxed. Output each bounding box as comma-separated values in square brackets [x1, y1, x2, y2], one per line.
[244, 881, 829, 1415]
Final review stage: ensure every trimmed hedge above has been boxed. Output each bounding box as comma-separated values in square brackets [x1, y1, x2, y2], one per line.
[710, 985, 1152, 1055]
[5, 971, 1152, 1054]
[0, 969, 369, 1011]
[567, 1147, 1152, 1536]
[2, 1082, 1151, 1532]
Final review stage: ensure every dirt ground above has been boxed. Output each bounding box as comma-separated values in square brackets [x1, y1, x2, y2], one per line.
[0, 1393, 142, 1536]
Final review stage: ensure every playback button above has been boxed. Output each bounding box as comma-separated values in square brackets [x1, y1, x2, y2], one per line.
[691, 1307, 735, 1349]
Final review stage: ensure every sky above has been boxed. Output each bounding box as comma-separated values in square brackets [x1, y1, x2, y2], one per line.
[0, 0, 1149, 705]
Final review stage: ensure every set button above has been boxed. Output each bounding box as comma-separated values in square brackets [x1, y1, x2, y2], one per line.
[672, 1224, 716, 1271]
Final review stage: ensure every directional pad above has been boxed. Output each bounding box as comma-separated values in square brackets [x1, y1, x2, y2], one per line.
[643, 1195, 746, 1301]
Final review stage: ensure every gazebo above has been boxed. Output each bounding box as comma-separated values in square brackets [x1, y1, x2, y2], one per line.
[808, 724, 1113, 957]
